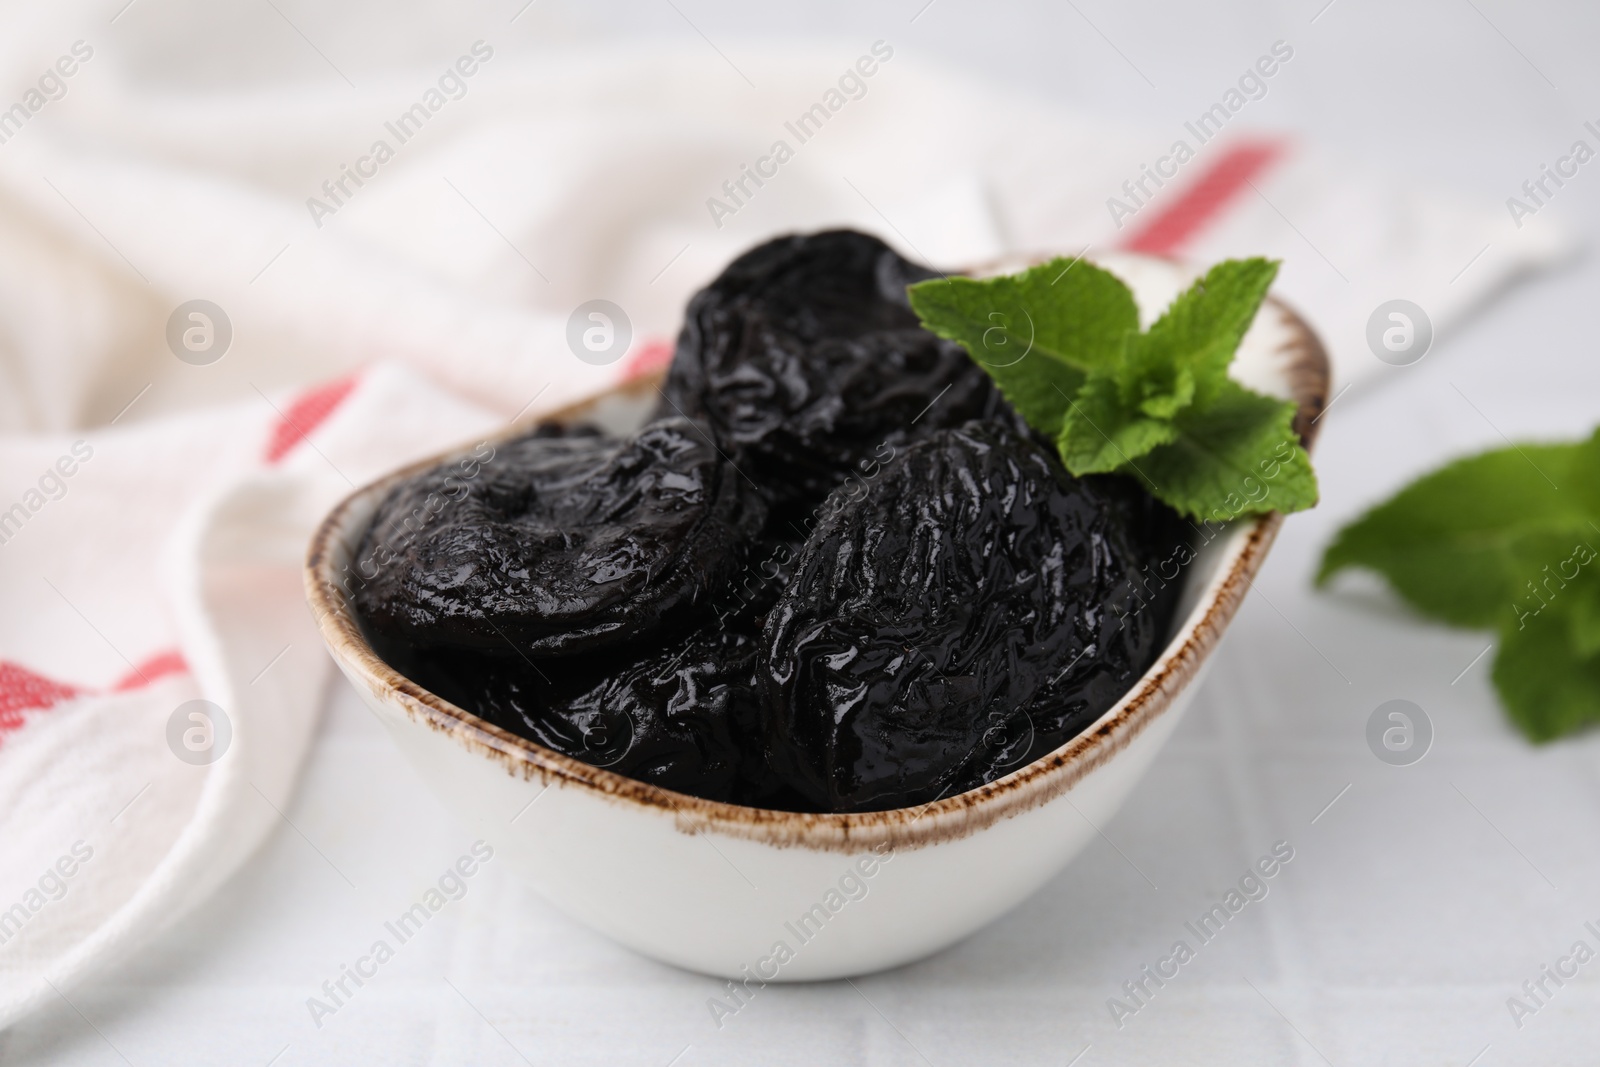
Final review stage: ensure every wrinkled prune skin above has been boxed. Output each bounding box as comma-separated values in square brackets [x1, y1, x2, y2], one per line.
[760, 420, 1179, 813]
[399, 620, 769, 803]
[353, 416, 766, 658]
[382, 526, 806, 805]
[659, 230, 1006, 510]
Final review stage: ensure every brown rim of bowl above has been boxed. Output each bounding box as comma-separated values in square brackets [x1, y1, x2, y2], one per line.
[304, 292, 1329, 855]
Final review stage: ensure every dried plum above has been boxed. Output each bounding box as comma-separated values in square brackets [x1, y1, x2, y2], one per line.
[352, 416, 766, 658]
[659, 230, 1006, 509]
[373, 515, 799, 805]
[399, 620, 768, 802]
[760, 420, 1180, 813]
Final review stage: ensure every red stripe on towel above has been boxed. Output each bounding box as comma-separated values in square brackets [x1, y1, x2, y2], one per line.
[0, 648, 192, 748]
[1119, 140, 1286, 256]
[0, 661, 82, 738]
[112, 649, 190, 692]
[264, 374, 361, 464]
[622, 337, 674, 381]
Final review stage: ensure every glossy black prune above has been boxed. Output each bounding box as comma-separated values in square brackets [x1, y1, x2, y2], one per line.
[658, 230, 1006, 509]
[400, 620, 769, 802]
[352, 416, 766, 658]
[378, 522, 808, 805]
[760, 420, 1180, 813]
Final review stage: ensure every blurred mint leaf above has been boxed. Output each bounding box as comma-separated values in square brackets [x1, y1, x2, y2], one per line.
[1317, 435, 1600, 628]
[1318, 428, 1600, 742]
[1493, 603, 1600, 742]
[1567, 581, 1600, 658]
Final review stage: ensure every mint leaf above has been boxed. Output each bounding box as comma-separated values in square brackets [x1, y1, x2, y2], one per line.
[1049, 258, 1309, 514]
[907, 257, 1138, 437]
[1567, 579, 1600, 657]
[1132, 365, 1196, 420]
[1072, 258, 1276, 449]
[1495, 543, 1600, 742]
[1128, 258, 1279, 408]
[1493, 604, 1600, 742]
[1316, 436, 1597, 628]
[1504, 529, 1600, 631]
[1317, 429, 1600, 742]
[1056, 374, 1178, 474]
[1123, 379, 1317, 522]
[908, 254, 1313, 522]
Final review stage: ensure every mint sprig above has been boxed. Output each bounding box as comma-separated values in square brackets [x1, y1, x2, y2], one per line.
[905, 256, 1136, 438]
[907, 256, 1317, 521]
[1318, 429, 1600, 741]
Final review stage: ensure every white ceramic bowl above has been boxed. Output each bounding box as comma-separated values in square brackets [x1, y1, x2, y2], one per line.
[304, 253, 1328, 981]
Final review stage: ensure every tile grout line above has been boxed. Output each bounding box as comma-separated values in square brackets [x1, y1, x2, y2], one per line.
[1209, 637, 1320, 1057]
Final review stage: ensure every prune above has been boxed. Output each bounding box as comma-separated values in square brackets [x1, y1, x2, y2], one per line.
[702, 533, 805, 632]
[659, 230, 1006, 509]
[352, 416, 766, 658]
[378, 522, 807, 804]
[400, 619, 769, 802]
[760, 420, 1179, 813]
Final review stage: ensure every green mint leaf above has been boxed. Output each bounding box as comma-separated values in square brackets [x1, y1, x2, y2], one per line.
[1088, 255, 1273, 441]
[1127, 258, 1280, 408]
[1122, 378, 1317, 522]
[1567, 580, 1600, 658]
[1493, 603, 1600, 742]
[1503, 530, 1600, 632]
[907, 257, 1138, 437]
[1056, 373, 1178, 475]
[1316, 434, 1600, 628]
[1133, 365, 1196, 420]
[1316, 429, 1600, 742]
[908, 254, 1312, 524]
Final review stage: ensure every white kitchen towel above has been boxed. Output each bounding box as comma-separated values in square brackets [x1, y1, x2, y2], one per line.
[0, 363, 506, 1029]
[0, 19, 1576, 1032]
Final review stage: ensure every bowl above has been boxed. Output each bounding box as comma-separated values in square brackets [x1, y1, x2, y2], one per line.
[303, 252, 1329, 981]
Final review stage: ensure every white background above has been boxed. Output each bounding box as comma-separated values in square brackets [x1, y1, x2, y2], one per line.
[5, 0, 1600, 1063]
